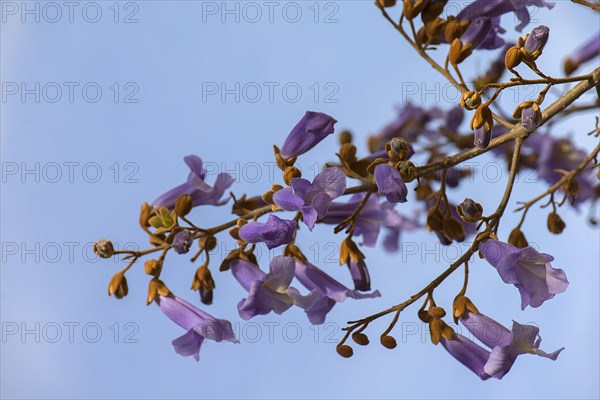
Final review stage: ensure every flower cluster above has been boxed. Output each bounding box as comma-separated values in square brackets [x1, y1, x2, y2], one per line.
[95, 0, 600, 381]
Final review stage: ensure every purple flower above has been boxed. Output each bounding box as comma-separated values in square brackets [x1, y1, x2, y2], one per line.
[474, 125, 492, 149]
[459, 311, 564, 379]
[279, 112, 337, 159]
[155, 295, 238, 361]
[445, 107, 464, 132]
[273, 167, 346, 230]
[288, 261, 381, 324]
[460, 17, 493, 49]
[172, 230, 192, 254]
[347, 259, 372, 291]
[230, 256, 316, 320]
[374, 164, 408, 203]
[528, 134, 595, 204]
[321, 194, 418, 251]
[152, 155, 234, 209]
[457, 0, 555, 33]
[238, 215, 296, 249]
[524, 25, 550, 55]
[521, 106, 541, 132]
[371, 103, 442, 150]
[440, 334, 491, 380]
[479, 239, 569, 309]
[564, 32, 600, 75]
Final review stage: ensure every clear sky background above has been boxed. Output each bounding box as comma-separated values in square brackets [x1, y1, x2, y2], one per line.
[1, 1, 599, 399]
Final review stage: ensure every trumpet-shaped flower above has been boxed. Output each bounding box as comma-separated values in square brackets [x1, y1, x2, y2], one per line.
[152, 155, 234, 209]
[279, 112, 337, 159]
[479, 239, 568, 309]
[273, 167, 346, 230]
[231, 256, 317, 320]
[156, 294, 238, 361]
[238, 215, 296, 249]
[288, 261, 380, 325]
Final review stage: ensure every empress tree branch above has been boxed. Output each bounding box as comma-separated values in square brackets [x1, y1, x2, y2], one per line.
[571, 0, 600, 12]
[376, 3, 515, 129]
[341, 243, 479, 335]
[417, 71, 600, 176]
[489, 137, 523, 233]
[515, 141, 600, 212]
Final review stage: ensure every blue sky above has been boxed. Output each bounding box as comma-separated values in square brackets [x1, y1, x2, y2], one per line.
[1, 1, 599, 399]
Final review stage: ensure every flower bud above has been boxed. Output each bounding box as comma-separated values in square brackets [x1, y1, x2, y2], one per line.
[424, 18, 447, 44]
[174, 194, 193, 217]
[144, 259, 161, 276]
[524, 25, 550, 60]
[421, 0, 446, 23]
[283, 166, 302, 185]
[508, 227, 528, 248]
[444, 16, 468, 43]
[471, 105, 494, 149]
[398, 160, 417, 182]
[547, 212, 566, 234]
[505, 45, 523, 70]
[339, 130, 353, 145]
[514, 101, 542, 133]
[192, 265, 216, 305]
[449, 17, 492, 64]
[94, 239, 114, 259]
[352, 332, 370, 346]
[336, 344, 354, 358]
[139, 202, 152, 228]
[380, 335, 397, 349]
[173, 229, 193, 254]
[452, 295, 479, 323]
[460, 91, 481, 111]
[108, 271, 128, 299]
[426, 207, 444, 232]
[340, 238, 365, 265]
[280, 111, 337, 159]
[428, 306, 446, 319]
[456, 198, 483, 223]
[403, 0, 427, 19]
[199, 235, 218, 252]
[284, 242, 308, 264]
[442, 217, 466, 242]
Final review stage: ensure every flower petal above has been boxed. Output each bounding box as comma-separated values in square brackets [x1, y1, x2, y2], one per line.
[231, 259, 266, 292]
[172, 329, 204, 362]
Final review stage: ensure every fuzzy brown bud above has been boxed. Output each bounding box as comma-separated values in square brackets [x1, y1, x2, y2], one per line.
[94, 239, 114, 259]
[547, 212, 566, 234]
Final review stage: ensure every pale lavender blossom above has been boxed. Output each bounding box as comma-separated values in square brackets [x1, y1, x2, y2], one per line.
[321, 194, 418, 251]
[280, 112, 337, 159]
[156, 295, 238, 361]
[458, 0, 555, 32]
[521, 106, 541, 132]
[273, 167, 346, 230]
[172, 230, 192, 254]
[440, 334, 491, 380]
[459, 311, 564, 379]
[479, 239, 569, 309]
[288, 261, 380, 324]
[524, 25, 550, 54]
[460, 17, 493, 49]
[230, 256, 317, 320]
[374, 164, 408, 203]
[152, 155, 234, 209]
[238, 215, 296, 249]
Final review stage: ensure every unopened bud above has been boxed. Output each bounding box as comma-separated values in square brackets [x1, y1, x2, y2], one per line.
[547, 212, 566, 234]
[94, 239, 114, 259]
